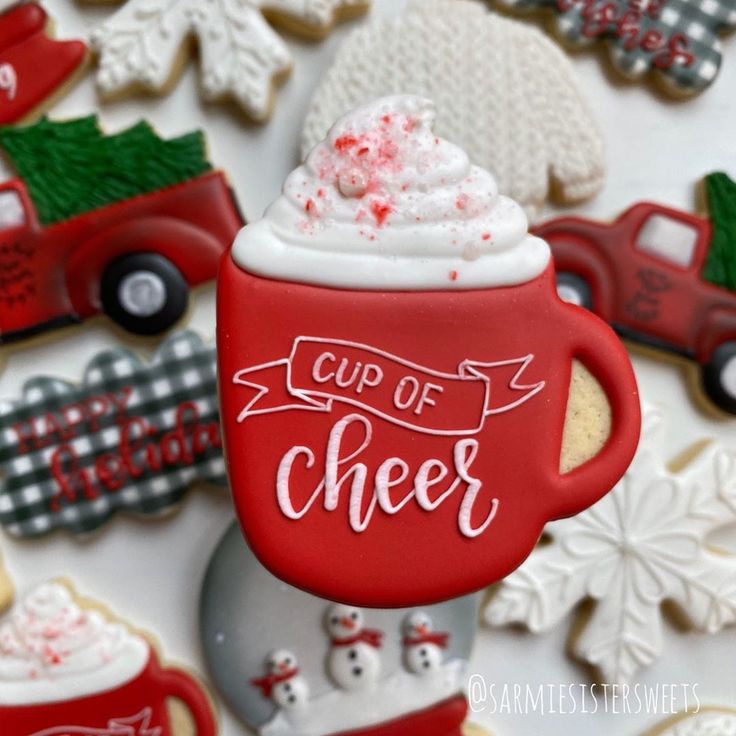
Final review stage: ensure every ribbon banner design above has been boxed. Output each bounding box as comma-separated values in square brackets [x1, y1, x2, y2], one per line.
[234, 337, 545, 436]
[32, 709, 162, 736]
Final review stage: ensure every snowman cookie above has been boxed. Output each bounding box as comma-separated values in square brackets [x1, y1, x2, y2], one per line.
[201, 520, 484, 736]
[0, 578, 216, 736]
[402, 612, 450, 675]
[217, 94, 641, 607]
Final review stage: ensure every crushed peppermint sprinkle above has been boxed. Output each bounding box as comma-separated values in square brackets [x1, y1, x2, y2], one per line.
[232, 96, 550, 290]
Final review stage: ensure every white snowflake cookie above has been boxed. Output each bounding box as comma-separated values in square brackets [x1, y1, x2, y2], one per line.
[485, 404, 736, 684]
[648, 709, 736, 736]
[90, 0, 371, 121]
[301, 0, 604, 217]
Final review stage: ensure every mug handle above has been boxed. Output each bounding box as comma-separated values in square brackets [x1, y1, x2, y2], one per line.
[548, 306, 641, 519]
[157, 666, 217, 736]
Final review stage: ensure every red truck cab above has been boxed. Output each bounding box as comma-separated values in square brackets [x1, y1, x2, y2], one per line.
[535, 202, 736, 414]
[0, 172, 242, 342]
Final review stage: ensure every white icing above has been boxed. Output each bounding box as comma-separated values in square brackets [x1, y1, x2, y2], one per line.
[485, 405, 736, 684]
[301, 1, 605, 217]
[261, 658, 465, 736]
[91, 0, 367, 120]
[0, 582, 149, 705]
[636, 214, 699, 268]
[233, 96, 550, 289]
[657, 711, 736, 736]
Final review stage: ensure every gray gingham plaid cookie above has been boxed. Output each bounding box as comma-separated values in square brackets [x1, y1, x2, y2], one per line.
[0, 331, 224, 537]
[496, 0, 736, 94]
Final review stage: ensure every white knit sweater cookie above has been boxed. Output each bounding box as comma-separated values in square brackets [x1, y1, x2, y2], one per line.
[301, 0, 604, 217]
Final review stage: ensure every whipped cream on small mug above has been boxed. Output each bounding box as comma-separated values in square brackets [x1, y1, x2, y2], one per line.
[233, 95, 550, 289]
[0, 582, 149, 705]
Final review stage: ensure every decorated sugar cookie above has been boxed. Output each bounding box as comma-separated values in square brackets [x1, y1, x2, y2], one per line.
[302, 0, 604, 218]
[0, 115, 242, 343]
[201, 521, 483, 736]
[492, 0, 736, 96]
[486, 404, 736, 684]
[0, 2, 87, 124]
[0, 579, 217, 736]
[0, 547, 11, 611]
[645, 709, 736, 735]
[0, 330, 223, 537]
[90, 0, 371, 122]
[217, 95, 641, 607]
[539, 172, 736, 415]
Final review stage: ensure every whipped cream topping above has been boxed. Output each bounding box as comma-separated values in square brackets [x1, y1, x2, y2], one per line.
[0, 582, 149, 705]
[232, 95, 550, 289]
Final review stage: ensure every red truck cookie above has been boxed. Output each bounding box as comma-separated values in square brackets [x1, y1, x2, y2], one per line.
[0, 2, 87, 123]
[536, 172, 736, 414]
[0, 116, 243, 342]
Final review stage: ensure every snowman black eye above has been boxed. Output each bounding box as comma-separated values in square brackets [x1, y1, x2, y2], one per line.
[351, 612, 358, 620]
[331, 616, 339, 625]
[285, 657, 292, 665]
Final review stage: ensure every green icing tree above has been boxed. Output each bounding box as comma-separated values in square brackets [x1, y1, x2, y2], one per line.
[0, 116, 212, 226]
[703, 172, 736, 291]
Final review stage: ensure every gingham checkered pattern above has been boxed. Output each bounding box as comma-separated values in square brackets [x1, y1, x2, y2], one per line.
[499, 0, 736, 93]
[0, 331, 225, 537]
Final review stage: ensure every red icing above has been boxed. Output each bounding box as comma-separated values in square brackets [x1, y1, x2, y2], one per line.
[338, 694, 467, 736]
[251, 668, 300, 698]
[0, 4, 88, 124]
[403, 631, 450, 648]
[0, 653, 216, 736]
[533, 201, 731, 373]
[0, 172, 241, 340]
[46, 401, 221, 513]
[217, 256, 641, 607]
[331, 629, 384, 648]
[557, 0, 695, 68]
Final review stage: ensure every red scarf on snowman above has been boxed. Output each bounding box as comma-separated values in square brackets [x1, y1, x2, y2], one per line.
[331, 629, 384, 648]
[251, 667, 300, 697]
[403, 631, 450, 648]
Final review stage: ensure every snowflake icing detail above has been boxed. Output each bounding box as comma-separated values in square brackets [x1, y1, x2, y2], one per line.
[91, 0, 366, 120]
[485, 406, 736, 684]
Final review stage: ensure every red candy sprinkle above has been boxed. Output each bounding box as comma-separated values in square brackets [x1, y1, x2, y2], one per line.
[482, 233, 491, 241]
[334, 135, 358, 153]
[449, 270, 459, 281]
[370, 200, 393, 227]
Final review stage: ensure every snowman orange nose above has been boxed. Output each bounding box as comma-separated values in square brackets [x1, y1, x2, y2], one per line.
[341, 617, 356, 629]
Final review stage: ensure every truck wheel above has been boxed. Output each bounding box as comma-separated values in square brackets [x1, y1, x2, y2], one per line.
[555, 272, 593, 310]
[101, 253, 188, 335]
[702, 342, 736, 416]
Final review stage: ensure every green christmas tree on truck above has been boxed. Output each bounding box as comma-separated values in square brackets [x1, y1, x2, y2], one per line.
[0, 116, 213, 225]
[0, 115, 242, 341]
[703, 172, 736, 292]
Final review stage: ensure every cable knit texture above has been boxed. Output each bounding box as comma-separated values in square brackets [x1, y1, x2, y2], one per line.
[301, 0, 605, 218]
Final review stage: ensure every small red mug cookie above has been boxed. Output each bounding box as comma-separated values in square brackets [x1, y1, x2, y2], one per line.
[218, 96, 641, 607]
[0, 582, 216, 736]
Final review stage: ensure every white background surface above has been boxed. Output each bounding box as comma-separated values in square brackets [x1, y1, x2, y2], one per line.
[1, 1, 735, 734]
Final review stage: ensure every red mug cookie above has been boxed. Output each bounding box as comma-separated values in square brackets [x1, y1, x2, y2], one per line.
[218, 96, 641, 607]
[0, 582, 216, 736]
